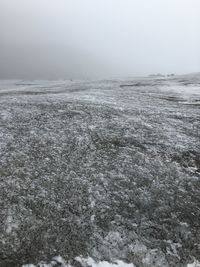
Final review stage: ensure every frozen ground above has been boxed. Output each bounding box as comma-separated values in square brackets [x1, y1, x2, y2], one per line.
[0, 74, 199, 267]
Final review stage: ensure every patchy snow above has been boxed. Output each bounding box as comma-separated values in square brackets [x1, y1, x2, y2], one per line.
[22, 256, 69, 267]
[22, 256, 135, 267]
[187, 259, 200, 267]
[5, 208, 19, 234]
[160, 83, 200, 104]
[0, 75, 200, 267]
[76, 257, 135, 267]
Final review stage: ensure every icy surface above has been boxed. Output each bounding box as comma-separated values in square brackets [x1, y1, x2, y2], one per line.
[0, 74, 199, 267]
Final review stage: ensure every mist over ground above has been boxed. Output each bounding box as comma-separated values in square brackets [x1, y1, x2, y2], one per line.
[0, 0, 200, 79]
[0, 1, 200, 267]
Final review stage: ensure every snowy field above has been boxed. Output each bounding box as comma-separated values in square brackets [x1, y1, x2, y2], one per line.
[0, 74, 200, 267]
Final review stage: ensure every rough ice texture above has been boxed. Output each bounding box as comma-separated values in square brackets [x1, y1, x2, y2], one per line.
[0, 74, 199, 267]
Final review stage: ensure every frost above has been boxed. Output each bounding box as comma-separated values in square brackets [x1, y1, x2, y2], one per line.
[0, 74, 200, 267]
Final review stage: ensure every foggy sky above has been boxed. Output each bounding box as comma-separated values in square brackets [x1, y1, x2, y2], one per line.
[0, 0, 200, 79]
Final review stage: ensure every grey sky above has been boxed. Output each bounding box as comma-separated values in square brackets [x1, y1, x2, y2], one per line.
[0, 0, 200, 79]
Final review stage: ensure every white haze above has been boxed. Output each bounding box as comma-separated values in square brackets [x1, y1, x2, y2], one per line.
[0, 0, 200, 79]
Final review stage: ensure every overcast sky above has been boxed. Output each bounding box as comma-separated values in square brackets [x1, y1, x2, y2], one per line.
[0, 0, 200, 79]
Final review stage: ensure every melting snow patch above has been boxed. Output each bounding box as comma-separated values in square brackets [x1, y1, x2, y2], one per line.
[75, 257, 135, 267]
[22, 256, 69, 267]
[187, 259, 200, 267]
[22, 257, 135, 267]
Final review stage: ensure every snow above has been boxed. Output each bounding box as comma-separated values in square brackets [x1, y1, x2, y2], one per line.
[0, 74, 200, 267]
[22, 256, 69, 267]
[22, 256, 135, 267]
[160, 83, 200, 104]
[76, 257, 135, 267]
[187, 259, 200, 267]
[23, 255, 200, 267]
[5, 208, 19, 234]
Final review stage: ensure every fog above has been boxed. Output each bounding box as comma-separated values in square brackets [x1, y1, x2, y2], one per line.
[0, 0, 200, 79]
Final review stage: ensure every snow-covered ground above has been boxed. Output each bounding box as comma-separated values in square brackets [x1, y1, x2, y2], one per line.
[22, 256, 137, 267]
[0, 74, 199, 267]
